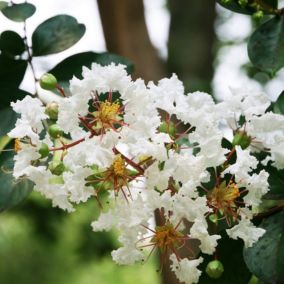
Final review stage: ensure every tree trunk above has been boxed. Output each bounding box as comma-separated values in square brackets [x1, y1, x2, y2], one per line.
[97, 0, 165, 82]
[167, 0, 216, 93]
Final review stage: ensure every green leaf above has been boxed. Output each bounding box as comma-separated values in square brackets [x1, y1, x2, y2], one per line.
[248, 16, 284, 73]
[0, 88, 30, 110]
[243, 211, 284, 283]
[217, 0, 277, 15]
[0, 30, 25, 56]
[273, 91, 284, 114]
[0, 108, 18, 136]
[1, 3, 35, 22]
[0, 55, 27, 88]
[32, 15, 86, 56]
[199, 233, 251, 283]
[49, 51, 134, 82]
[263, 165, 284, 200]
[0, 145, 33, 212]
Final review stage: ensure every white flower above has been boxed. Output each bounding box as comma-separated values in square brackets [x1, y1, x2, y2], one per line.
[170, 254, 203, 284]
[226, 217, 265, 247]
[190, 219, 220, 254]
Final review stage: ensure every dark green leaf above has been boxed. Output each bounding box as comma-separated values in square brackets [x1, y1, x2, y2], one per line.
[0, 88, 31, 110]
[0, 55, 27, 89]
[248, 16, 284, 73]
[0, 145, 33, 211]
[263, 165, 284, 200]
[217, 0, 277, 15]
[273, 91, 284, 114]
[0, 108, 18, 136]
[199, 233, 251, 283]
[0, 1, 7, 11]
[0, 30, 25, 56]
[244, 211, 284, 283]
[32, 15, 86, 56]
[1, 3, 35, 22]
[49, 51, 134, 81]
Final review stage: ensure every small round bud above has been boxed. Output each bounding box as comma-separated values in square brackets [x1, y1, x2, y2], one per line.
[232, 131, 251, 150]
[248, 275, 259, 284]
[209, 214, 218, 223]
[39, 143, 49, 158]
[45, 102, 59, 120]
[159, 121, 176, 137]
[49, 161, 65, 175]
[252, 10, 264, 21]
[238, 0, 248, 7]
[206, 260, 224, 279]
[40, 73, 58, 90]
[48, 124, 63, 139]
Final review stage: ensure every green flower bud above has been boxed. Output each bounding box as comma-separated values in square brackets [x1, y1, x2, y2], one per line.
[49, 161, 65, 176]
[221, 0, 231, 3]
[48, 124, 63, 139]
[39, 143, 49, 158]
[159, 121, 176, 137]
[248, 275, 259, 284]
[252, 10, 264, 21]
[232, 131, 251, 150]
[206, 260, 224, 279]
[40, 73, 58, 90]
[45, 102, 59, 120]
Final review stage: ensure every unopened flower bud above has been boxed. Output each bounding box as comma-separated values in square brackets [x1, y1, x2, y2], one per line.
[232, 131, 251, 150]
[40, 73, 58, 90]
[248, 275, 259, 284]
[206, 260, 224, 279]
[49, 161, 65, 175]
[45, 102, 59, 120]
[252, 10, 264, 21]
[48, 124, 63, 139]
[159, 121, 176, 137]
[39, 143, 49, 158]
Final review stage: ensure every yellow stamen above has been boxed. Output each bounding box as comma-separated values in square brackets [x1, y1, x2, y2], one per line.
[14, 139, 22, 152]
[99, 101, 120, 123]
[113, 155, 126, 176]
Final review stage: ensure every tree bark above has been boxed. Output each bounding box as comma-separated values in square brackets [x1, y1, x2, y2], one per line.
[167, 0, 216, 93]
[97, 0, 165, 82]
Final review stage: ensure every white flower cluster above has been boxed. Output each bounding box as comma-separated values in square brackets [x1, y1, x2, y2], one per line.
[8, 63, 284, 283]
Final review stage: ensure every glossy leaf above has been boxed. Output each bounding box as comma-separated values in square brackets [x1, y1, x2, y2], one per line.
[49, 51, 134, 82]
[0, 88, 30, 110]
[273, 91, 284, 114]
[0, 145, 33, 212]
[0, 55, 27, 88]
[263, 165, 284, 200]
[32, 15, 86, 56]
[248, 16, 284, 73]
[1, 3, 35, 22]
[0, 108, 18, 136]
[0, 30, 25, 56]
[217, 0, 277, 15]
[244, 211, 284, 283]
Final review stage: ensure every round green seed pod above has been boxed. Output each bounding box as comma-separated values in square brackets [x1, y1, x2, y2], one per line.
[206, 260, 224, 279]
[40, 73, 58, 90]
[45, 102, 59, 120]
[39, 143, 49, 158]
[48, 124, 63, 139]
[232, 131, 251, 150]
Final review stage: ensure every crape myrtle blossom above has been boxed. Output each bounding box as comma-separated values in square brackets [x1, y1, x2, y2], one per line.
[7, 63, 284, 284]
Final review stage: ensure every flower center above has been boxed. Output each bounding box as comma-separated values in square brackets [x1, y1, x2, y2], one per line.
[151, 222, 184, 251]
[14, 138, 22, 152]
[99, 101, 120, 123]
[112, 154, 126, 177]
[207, 181, 240, 215]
